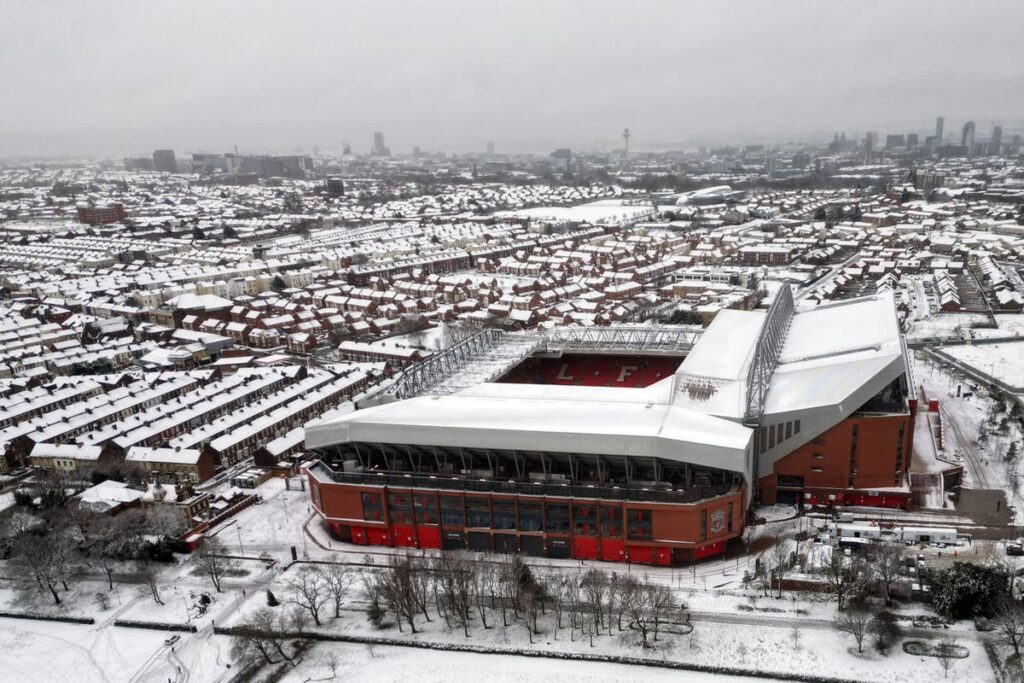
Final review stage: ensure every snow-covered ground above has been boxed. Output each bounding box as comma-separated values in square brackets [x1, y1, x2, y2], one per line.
[915, 353, 1024, 522]
[0, 614, 235, 683]
[944, 342, 1024, 387]
[0, 474, 1002, 682]
[495, 199, 653, 225]
[284, 641, 794, 683]
[906, 313, 990, 340]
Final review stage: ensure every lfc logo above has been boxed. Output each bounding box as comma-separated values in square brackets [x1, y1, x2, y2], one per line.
[710, 509, 726, 534]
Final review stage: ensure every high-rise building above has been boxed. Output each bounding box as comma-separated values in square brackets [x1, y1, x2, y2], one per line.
[152, 149, 177, 173]
[924, 136, 937, 155]
[486, 141, 495, 158]
[935, 116, 944, 144]
[962, 121, 976, 155]
[863, 132, 875, 163]
[991, 125, 1003, 155]
[885, 134, 905, 149]
[372, 132, 390, 156]
[906, 133, 919, 148]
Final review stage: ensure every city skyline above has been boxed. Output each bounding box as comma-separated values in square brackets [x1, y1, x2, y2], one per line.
[2, 0, 1023, 157]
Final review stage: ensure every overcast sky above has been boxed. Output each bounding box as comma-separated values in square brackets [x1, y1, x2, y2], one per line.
[2, 0, 1023, 158]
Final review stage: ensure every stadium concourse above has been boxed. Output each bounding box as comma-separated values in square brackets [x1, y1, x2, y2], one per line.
[304, 289, 914, 565]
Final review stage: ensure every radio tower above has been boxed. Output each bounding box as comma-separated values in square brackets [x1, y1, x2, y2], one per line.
[623, 128, 631, 159]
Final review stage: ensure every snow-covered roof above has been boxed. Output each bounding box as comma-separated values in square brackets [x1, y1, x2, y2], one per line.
[306, 381, 752, 477]
[125, 446, 203, 465]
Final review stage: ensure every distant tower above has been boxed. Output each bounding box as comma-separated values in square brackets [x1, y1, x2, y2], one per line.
[935, 116, 944, 144]
[486, 141, 495, 158]
[863, 132, 875, 164]
[991, 125, 1003, 155]
[372, 132, 390, 156]
[962, 121, 976, 155]
[623, 128, 631, 158]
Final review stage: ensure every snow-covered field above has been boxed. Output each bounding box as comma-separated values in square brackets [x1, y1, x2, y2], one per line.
[284, 642, 793, 683]
[944, 341, 1024, 387]
[0, 473, 1001, 682]
[0, 615, 235, 683]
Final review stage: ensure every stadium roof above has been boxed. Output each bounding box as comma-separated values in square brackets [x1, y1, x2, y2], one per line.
[306, 388, 753, 477]
[307, 292, 908, 486]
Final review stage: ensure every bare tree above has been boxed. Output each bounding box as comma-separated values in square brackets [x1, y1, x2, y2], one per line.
[647, 581, 676, 643]
[138, 555, 164, 605]
[12, 533, 66, 604]
[195, 537, 234, 593]
[581, 568, 609, 642]
[435, 554, 473, 637]
[323, 561, 353, 619]
[934, 637, 959, 678]
[409, 556, 433, 624]
[770, 537, 790, 598]
[80, 514, 125, 590]
[868, 541, 905, 606]
[471, 562, 493, 630]
[994, 597, 1024, 656]
[231, 608, 294, 666]
[288, 565, 330, 626]
[250, 607, 296, 665]
[869, 610, 900, 654]
[520, 586, 540, 644]
[605, 572, 620, 635]
[379, 554, 420, 633]
[625, 582, 655, 649]
[616, 574, 641, 632]
[834, 604, 872, 654]
[364, 574, 387, 628]
[822, 549, 869, 611]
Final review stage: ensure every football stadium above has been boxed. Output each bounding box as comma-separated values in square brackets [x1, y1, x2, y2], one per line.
[304, 288, 915, 564]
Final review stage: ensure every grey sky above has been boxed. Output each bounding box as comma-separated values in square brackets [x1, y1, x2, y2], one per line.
[2, 0, 1022, 158]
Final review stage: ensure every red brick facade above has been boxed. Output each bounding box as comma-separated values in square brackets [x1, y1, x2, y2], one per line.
[759, 409, 915, 509]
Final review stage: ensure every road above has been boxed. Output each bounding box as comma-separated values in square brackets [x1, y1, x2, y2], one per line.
[941, 403, 991, 489]
[794, 250, 863, 303]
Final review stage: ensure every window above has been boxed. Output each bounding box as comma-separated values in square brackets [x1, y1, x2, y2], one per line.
[627, 509, 652, 540]
[387, 492, 412, 524]
[727, 502, 734, 533]
[849, 424, 859, 488]
[465, 497, 490, 528]
[545, 503, 570, 534]
[599, 505, 623, 538]
[768, 426, 776, 449]
[785, 421, 792, 439]
[700, 509, 708, 541]
[776, 423, 784, 444]
[794, 419, 801, 434]
[413, 493, 438, 525]
[492, 499, 516, 530]
[811, 466, 824, 473]
[518, 500, 542, 532]
[895, 422, 906, 485]
[440, 497, 464, 528]
[573, 504, 596, 536]
[362, 492, 383, 522]
[812, 452, 824, 460]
